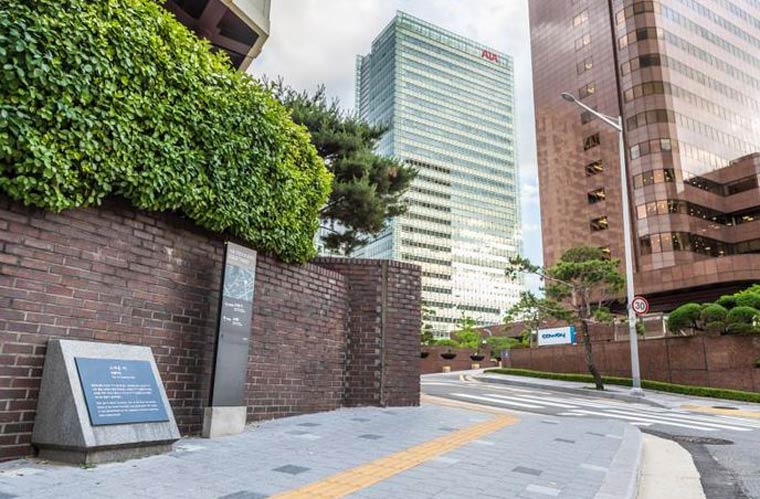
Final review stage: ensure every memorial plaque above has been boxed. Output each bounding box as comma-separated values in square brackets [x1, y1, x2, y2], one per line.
[75, 357, 169, 426]
[33, 340, 180, 464]
[210, 242, 257, 407]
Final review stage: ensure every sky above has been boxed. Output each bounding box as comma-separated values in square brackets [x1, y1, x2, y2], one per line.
[248, 0, 542, 292]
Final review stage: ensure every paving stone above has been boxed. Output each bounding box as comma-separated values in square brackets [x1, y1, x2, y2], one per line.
[0, 405, 628, 499]
[272, 465, 310, 475]
[218, 491, 269, 499]
[525, 484, 561, 496]
[512, 466, 543, 476]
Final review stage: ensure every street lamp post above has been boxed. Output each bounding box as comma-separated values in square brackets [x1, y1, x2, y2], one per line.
[559, 92, 644, 396]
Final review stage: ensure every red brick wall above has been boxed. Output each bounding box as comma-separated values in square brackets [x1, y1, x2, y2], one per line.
[0, 197, 420, 460]
[314, 258, 422, 407]
[505, 335, 760, 392]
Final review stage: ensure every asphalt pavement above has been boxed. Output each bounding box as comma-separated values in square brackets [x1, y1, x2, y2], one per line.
[421, 371, 760, 499]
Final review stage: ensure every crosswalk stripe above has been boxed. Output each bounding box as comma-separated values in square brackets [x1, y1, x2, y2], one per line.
[451, 393, 543, 409]
[619, 406, 760, 429]
[483, 393, 579, 409]
[602, 409, 753, 431]
[569, 410, 718, 432]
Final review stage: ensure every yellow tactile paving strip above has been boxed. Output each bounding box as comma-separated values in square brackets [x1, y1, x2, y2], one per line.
[270, 413, 518, 499]
[681, 404, 760, 419]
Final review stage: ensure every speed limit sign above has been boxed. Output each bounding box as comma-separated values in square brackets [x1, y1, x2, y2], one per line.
[631, 296, 650, 316]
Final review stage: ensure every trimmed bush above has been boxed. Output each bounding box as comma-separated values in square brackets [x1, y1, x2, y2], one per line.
[0, 0, 331, 263]
[700, 304, 728, 323]
[484, 368, 760, 403]
[735, 293, 760, 310]
[667, 303, 702, 333]
[715, 295, 737, 309]
[725, 306, 759, 326]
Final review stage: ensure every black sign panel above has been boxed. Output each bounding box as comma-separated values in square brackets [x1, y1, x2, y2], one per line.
[210, 242, 257, 406]
[75, 357, 169, 426]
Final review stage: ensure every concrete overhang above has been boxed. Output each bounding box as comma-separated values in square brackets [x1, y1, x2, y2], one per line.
[163, 0, 271, 71]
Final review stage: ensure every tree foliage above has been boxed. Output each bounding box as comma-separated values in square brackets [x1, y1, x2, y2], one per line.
[667, 285, 760, 335]
[505, 247, 625, 390]
[420, 307, 436, 347]
[453, 314, 482, 352]
[0, 0, 331, 262]
[269, 82, 416, 255]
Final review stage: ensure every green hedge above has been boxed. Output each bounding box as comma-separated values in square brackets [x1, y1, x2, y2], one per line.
[0, 0, 331, 262]
[484, 368, 760, 403]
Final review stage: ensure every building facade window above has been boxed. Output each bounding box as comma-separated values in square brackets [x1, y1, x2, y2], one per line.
[583, 133, 600, 151]
[587, 188, 606, 204]
[575, 33, 591, 50]
[573, 10, 589, 26]
[586, 160, 604, 176]
[577, 56, 593, 75]
[579, 82, 596, 99]
[590, 216, 609, 231]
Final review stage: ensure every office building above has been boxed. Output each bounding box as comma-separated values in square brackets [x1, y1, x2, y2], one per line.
[355, 12, 522, 334]
[530, 0, 760, 310]
[163, 0, 271, 70]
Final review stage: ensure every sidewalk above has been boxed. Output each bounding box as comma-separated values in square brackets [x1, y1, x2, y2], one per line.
[469, 370, 760, 413]
[0, 401, 638, 499]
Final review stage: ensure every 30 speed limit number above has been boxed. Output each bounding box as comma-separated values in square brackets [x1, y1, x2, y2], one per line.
[631, 296, 650, 316]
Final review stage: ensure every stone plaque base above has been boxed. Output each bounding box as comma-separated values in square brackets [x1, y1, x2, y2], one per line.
[32, 340, 180, 465]
[202, 406, 247, 438]
[38, 443, 175, 466]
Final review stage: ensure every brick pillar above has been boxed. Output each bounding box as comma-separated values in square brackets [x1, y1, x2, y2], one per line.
[314, 258, 421, 407]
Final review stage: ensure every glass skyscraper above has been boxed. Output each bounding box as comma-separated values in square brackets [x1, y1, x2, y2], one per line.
[355, 12, 522, 335]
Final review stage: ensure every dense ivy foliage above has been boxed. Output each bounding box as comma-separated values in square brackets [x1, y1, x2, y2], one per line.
[0, 0, 331, 262]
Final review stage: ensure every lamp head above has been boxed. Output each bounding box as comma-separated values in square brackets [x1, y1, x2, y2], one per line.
[560, 92, 576, 103]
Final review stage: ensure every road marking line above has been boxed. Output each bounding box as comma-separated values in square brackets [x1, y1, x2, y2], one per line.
[269, 413, 518, 498]
[451, 393, 543, 409]
[681, 404, 760, 421]
[482, 392, 579, 409]
[580, 463, 609, 472]
[603, 409, 752, 431]
[570, 410, 718, 432]
[636, 410, 760, 428]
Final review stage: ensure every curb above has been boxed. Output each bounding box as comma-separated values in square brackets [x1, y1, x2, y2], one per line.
[471, 375, 668, 408]
[594, 424, 643, 499]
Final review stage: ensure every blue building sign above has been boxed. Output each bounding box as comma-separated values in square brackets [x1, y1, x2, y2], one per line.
[75, 357, 169, 426]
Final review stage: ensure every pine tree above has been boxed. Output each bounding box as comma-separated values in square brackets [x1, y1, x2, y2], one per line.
[270, 82, 416, 255]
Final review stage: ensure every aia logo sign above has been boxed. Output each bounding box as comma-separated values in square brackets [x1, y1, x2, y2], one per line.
[481, 49, 499, 63]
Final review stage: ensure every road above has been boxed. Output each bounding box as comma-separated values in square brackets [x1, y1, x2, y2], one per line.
[422, 372, 760, 499]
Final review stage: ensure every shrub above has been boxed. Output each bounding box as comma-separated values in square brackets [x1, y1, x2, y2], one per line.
[725, 306, 759, 325]
[486, 336, 521, 353]
[735, 293, 760, 309]
[700, 304, 728, 323]
[454, 330, 481, 350]
[0, 0, 331, 263]
[699, 304, 728, 333]
[755, 358, 760, 368]
[667, 303, 702, 333]
[715, 295, 737, 309]
[434, 339, 458, 348]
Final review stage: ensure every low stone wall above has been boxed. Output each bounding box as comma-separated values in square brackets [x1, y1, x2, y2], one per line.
[0, 197, 421, 460]
[420, 346, 501, 374]
[506, 335, 760, 392]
